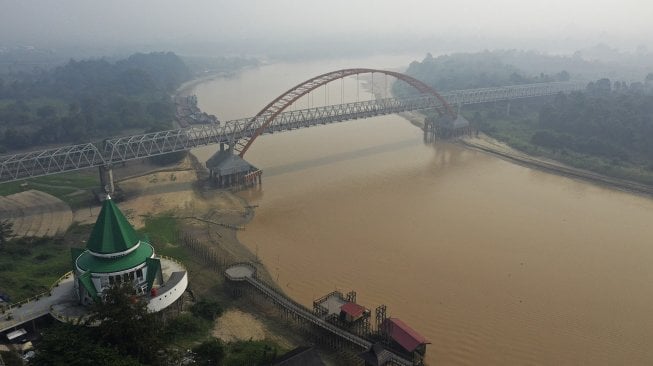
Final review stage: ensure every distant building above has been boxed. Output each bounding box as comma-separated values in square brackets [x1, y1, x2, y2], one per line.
[71, 196, 187, 312]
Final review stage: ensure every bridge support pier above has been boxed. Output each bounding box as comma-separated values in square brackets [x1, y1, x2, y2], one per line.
[206, 147, 262, 190]
[98, 165, 115, 196]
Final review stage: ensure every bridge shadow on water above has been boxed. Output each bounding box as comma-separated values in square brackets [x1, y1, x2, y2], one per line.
[261, 138, 419, 178]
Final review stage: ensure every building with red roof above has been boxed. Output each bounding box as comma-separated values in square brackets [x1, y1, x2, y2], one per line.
[381, 318, 430, 355]
[340, 302, 367, 323]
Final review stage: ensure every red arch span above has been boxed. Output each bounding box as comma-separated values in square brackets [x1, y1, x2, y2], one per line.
[236, 68, 456, 157]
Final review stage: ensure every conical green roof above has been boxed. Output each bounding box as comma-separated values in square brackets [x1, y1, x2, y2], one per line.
[86, 197, 139, 254]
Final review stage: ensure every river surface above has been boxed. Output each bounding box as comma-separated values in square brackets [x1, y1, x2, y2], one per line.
[192, 56, 653, 365]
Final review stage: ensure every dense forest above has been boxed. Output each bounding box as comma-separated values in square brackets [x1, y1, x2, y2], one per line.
[400, 51, 653, 184]
[533, 76, 653, 166]
[467, 76, 653, 183]
[0, 52, 191, 152]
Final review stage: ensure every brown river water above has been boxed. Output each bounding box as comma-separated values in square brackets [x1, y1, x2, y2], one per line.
[192, 56, 653, 365]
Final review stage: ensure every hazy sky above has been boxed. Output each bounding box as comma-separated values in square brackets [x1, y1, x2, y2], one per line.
[1, 0, 652, 53]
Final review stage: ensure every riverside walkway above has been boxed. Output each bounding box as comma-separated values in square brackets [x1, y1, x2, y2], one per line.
[0, 272, 76, 333]
[225, 263, 413, 366]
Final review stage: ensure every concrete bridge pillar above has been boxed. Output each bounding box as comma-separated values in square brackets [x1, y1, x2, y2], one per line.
[98, 165, 115, 195]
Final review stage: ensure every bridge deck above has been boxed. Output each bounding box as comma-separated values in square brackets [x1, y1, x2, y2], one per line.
[0, 274, 75, 333]
[0, 81, 584, 184]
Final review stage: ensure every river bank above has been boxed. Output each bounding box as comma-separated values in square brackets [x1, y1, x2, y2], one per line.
[176, 71, 226, 98]
[396, 99, 653, 198]
[459, 135, 653, 197]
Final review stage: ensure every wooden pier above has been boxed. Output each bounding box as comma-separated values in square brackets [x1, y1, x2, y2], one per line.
[225, 263, 414, 366]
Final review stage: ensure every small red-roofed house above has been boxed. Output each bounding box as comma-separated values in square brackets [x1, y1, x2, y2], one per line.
[381, 318, 430, 355]
[340, 302, 367, 323]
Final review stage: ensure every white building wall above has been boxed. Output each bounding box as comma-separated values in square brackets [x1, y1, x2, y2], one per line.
[147, 272, 188, 312]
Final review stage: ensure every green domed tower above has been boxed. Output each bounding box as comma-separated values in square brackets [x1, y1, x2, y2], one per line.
[71, 196, 187, 311]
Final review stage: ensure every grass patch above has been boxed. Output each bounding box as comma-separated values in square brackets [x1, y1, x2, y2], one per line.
[139, 214, 189, 262]
[0, 170, 98, 208]
[0, 181, 25, 196]
[139, 214, 225, 299]
[141, 214, 179, 245]
[0, 223, 93, 301]
[30, 173, 99, 188]
[0, 237, 72, 300]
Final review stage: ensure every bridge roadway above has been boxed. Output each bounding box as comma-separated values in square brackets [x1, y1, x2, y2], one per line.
[0, 273, 75, 333]
[0, 81, 584, 184]
[225, 263, 413, 366]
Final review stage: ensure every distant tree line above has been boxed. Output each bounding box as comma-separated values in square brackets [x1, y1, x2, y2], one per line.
[0, 52, 191, 152]
[394, 51, 571, 96]
[399, 51, 653, 182]
[533, 75, 653, 166]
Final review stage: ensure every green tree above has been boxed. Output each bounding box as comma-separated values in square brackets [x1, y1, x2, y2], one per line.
[190, 299, 224, 321]
[88, 283, 162, 364]
[193, 338, 226, 366]
[31, 324, 141, 366]
[36, 105, 57, 120]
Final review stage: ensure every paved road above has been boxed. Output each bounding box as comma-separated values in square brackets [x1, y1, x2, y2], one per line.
[0, 274, 75, 333]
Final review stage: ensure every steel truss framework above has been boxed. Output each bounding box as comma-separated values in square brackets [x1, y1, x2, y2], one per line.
[0, 79, 584, 183]
[234, 68, 458, 156]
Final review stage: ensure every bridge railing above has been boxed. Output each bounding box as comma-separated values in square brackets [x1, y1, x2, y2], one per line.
[0, 143, 105, 181]
[1, 271, 73, 312]
[441, 81, 586, 106]
[0, 81, 586, 183]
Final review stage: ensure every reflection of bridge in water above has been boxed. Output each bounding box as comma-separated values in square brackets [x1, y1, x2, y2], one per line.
[0, 67, 584, 191]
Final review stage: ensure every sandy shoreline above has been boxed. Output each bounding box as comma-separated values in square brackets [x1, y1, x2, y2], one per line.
[176, 72, 224, 97]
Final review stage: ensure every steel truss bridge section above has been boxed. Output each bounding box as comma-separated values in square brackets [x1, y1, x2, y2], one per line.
[232, 68, 458, 156]
[0, 81, 585, 183]
[441, 81, 585, 106]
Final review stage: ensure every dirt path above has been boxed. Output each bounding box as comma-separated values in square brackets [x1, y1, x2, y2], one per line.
[211, 308, 296, 350]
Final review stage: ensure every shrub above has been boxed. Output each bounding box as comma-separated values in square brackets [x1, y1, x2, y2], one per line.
[191, 300, 224, 321]
[193, 338, 225, 366]
[163, 313, 206, 340]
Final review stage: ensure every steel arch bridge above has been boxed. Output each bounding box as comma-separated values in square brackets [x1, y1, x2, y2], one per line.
[0, 67, 585, 184]
[233, 68, 458, 156]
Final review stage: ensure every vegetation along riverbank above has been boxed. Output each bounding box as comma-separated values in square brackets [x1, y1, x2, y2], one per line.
[396, 51, 653, 193]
